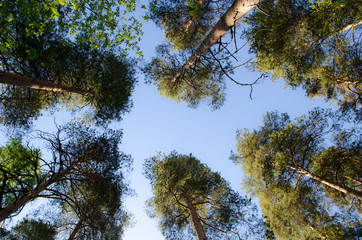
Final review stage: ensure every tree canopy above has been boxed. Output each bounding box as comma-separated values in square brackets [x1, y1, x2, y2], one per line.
[0, 138, 42, 209]
[0, 0, 141, 129]
[144, 151, 264, 240]
[9, 218, 56, 240]
[149, 0, 234, 50]
[234, 108, 361, 239]
[243, 0, 362, 114]
[0, 0, 143, 55]
[0, 124, 132, 227]
[145, 0, 261, 109]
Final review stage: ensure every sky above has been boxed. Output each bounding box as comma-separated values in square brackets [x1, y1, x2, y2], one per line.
[0, 1, 338, 239]
[118, 7, 335, 239]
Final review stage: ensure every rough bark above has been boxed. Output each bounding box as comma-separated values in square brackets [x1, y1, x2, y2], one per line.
[289, 165, 362, 201]
[0, 160, 82, 222]
[171, 0, 259, 83]
[183, 193, 207, 240]
[0, 70, 89, 95]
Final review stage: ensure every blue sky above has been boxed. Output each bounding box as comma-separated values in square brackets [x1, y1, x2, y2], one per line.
[0, 2, 338, 239]
[119, 8, 335, 238]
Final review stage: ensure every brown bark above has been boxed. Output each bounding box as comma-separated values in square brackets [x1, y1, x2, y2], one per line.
[171, 0, 259, 83]
[183, 193, 207, 240]
[68, 216, 85, 240]
[289, 165, 362, 201]
[0, 160, 83, 222]
[0, 70, 89, 95]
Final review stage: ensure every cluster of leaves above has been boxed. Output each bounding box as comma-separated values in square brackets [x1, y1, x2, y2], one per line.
[0, 0, 142, 55]
[144, 151, 264, 239]
[0, 219, 56, 240]
[243, 0, 362, 114]
[0, 22, 137, 128]
[0, 138, 42, 208]
[234, 108, 361, 239]
[0, 0, 143, 130]
[144, 44, 229, 109]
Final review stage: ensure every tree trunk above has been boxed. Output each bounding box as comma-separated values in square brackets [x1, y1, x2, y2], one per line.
[0, 70, 89, 95]
[171, 0, 259, 83]
[289, 165, 362, 200]
[0, 160, 82, 222]
[183, 193, 207, 240]
[68, 217, 85, 240]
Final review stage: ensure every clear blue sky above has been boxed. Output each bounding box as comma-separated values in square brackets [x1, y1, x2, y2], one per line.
[118, 6, 334, 239]
[0, 2, 336, 239]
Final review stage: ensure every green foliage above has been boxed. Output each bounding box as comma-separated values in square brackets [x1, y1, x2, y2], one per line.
[0, 138, 42, 207]
[243, 0, 362, 114]
[0, 0, 140, 129]
[144, 151, 263, 239]
[55, 148, 132, 239]
[0, 24, 136, 128]
[12, 219, 56, 240]
[45, 124, 132, 239]
[149, 0, 233, 50]
[0, 0, 142, 55]
[235, 108, 361, 239]
[144, 44, 227, 109]
[0, 123, 132, 227]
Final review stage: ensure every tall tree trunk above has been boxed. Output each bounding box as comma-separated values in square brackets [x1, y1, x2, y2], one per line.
[68, 216, 85, 240]
[183, 193, 207, 240]
[0, 160, 83, 222]
[171, 0, 259, 83]
[0, 70, 89, 95]
[289, 165, 362, 200]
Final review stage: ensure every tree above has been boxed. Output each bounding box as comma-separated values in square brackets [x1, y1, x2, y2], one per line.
[169, 0, 259, 82]
[243, 0, 362, 114]
[54, 151, 132, 239]
[0, 124, 132, 223]
[145, 0, 260, 108]
[0, 23, 136, 128]
[0, 0, 142, 129]
[144, 44, 228, 109]
[144, 151, 264, 240]
[0, 0, 142, 55]
[149, 0, 234, 50]
[12, 218, 57, 240]
[0, 138, 42, 210]
[234, 108, 361, 239]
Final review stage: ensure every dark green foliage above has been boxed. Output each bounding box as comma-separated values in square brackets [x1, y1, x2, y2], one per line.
[235, 108, 361, 239]
[0, 219, 56, 240]
[149, 0, 233, 50]
[243, 0, 362, 114]
[0, 138, 42, 208]
[0, 124, 132, 225]
[12, 219, 57, 240]
[54, 135, 133, 239]
[0, 0, 139, 129]
[144, 44, 228, 109]
[0, 22, 136, 128]
[144, 151, 264, 239]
